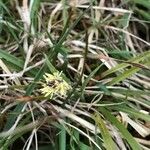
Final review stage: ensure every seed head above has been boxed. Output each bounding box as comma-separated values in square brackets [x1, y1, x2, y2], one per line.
[40, 72, 72, 98]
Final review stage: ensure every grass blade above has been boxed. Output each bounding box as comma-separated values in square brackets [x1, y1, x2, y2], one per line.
[93, 113, 117, 150]
[99, 107, 142, 150]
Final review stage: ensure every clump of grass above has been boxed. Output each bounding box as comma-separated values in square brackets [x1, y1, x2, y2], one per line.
[0, 0, 150, 150]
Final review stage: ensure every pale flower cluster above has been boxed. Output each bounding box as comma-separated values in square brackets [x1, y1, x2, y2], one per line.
[40, 72, 72, 98]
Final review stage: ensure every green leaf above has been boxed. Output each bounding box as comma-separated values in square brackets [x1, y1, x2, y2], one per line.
[102, 51, 150, 78]
[80, 64, 103, 98]
[99, 107, 142, 150]
[59, 124, 66, 150]
[3, 102, 25, 130]
[108, 50, 132, 59]
[111, 106, 150, 122]
[0, 49, 24, 68]
[55, 5, 91, 49]
[25, 63, 46, 95]
[108, 66, 139, 85]
[79, 142, 92, 150]
[131, 0, 150, 9]
[30, 0, 40, 33]
[135, 8, 150, 21]
[108, 60, 150, 85]
[0, 49, 37, 76]
[93, 113, 117, 150]
[44, 54, 58, 73]
[97, 83, 112, 95]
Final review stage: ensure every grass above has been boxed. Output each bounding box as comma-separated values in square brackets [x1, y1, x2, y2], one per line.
[0, 0, 150, 150]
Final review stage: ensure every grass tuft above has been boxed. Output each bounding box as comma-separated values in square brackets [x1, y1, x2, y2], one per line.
[0, 0, 150, 150]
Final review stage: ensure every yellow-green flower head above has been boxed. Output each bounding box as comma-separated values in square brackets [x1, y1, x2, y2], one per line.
[40, 72, 72, 98]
